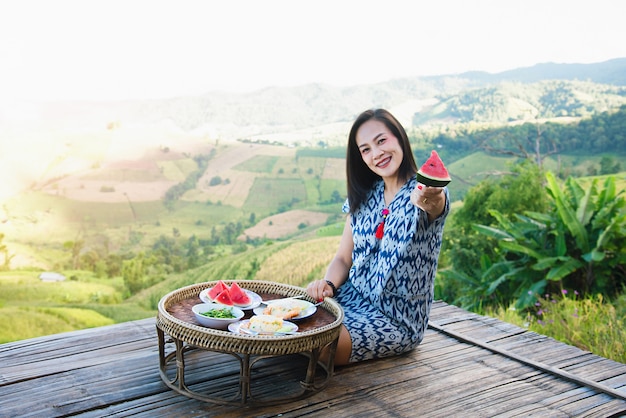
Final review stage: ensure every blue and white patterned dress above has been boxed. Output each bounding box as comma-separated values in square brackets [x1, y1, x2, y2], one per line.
[337, 177, 449, 362]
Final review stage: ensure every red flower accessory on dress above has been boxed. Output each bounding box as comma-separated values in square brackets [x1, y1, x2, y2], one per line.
[375, 208, 390, 239]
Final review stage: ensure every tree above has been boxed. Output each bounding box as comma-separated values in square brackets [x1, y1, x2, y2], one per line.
[63, 240, 84, 269]
[0, 233, 13, 270]
[330, 190, 343, 203]
[122, 253, 147, 294]
[209, 176, 222, 186]
[479, 119, 559, 170]
[599, 156, 621, 175]
[185, 235, 202, 269]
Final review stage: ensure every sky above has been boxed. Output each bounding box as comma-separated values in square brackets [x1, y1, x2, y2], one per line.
[1, 0, 626, 102]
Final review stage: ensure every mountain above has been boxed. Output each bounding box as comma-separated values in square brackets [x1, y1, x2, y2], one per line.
[1, 58, 625, 204]
[461, 57, 626, 85]
[413, 79, 626, 127]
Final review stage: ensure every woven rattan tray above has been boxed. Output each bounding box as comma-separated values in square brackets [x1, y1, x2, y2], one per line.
[156, 280, 344, 356]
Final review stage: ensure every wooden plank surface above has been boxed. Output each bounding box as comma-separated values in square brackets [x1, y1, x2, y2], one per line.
[0, 301, 625, 417]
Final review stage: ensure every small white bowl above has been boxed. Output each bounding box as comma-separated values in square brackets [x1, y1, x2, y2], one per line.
[192, 303, 245, 330]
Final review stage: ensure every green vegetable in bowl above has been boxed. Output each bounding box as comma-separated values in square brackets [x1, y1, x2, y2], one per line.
[200, 307, 237, 319]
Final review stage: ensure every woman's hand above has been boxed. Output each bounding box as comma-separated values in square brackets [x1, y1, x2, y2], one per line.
[307, 217, 351, 302]
[411, 183, 446, 222]
[306, 279, 334, 302]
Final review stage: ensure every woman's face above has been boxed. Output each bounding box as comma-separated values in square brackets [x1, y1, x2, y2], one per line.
[355, 119, 404, 179]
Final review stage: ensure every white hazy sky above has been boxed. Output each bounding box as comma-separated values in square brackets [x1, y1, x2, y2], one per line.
[1, 0, 625, 102]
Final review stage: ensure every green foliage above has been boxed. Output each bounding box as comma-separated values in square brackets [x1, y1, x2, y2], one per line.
[122, 253, 148, 294]
[487, 291, 626, 364]
[0, 233, 11, 270]
[439, 161, 549, 310]
[473, 172, 626, 308]
[208, 176, 223, 186]
[599, 156, 622, 175]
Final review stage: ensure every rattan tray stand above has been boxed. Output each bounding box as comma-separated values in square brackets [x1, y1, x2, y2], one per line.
[156, 280, 344, 406]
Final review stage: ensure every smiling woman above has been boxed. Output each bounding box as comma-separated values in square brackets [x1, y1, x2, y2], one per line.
[305, 109, 450, 365]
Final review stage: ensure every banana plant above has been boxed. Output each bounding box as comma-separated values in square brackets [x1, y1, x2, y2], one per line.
[473, 172, 626, 309]
[439, 255, 527, 311]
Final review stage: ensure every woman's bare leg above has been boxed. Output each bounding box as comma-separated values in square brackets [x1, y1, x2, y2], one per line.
[319, 325, 352, 366]
[332, 325, 352, 366]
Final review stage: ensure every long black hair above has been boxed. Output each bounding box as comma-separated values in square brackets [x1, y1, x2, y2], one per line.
[346, 109, 417, 214]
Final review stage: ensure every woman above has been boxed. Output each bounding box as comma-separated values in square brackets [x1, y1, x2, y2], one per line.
[307, 108, 449, 365]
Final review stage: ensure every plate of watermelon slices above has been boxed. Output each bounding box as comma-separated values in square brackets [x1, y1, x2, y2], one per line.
[199, 280, 262, 310]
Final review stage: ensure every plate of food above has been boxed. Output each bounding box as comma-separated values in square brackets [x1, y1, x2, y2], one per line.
[253, 298, 317, 320]
[199, 280, 262, 310]
[228, 315, 298, 336]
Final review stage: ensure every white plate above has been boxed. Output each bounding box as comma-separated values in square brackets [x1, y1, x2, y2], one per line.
[253, 300, 317, 320]
[199, 288, 262, 310]
[228, 319, 298, 336]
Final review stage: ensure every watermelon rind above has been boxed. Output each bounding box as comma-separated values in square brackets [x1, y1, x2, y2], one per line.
[416, 171, 451, 187]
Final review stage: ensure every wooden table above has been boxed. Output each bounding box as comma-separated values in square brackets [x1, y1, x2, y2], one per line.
[156, 280, 344, 406]
[2, 301, 626, 416]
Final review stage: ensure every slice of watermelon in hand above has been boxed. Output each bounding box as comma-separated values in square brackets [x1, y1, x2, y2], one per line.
[416, 150, 451, 187]
[229, 282, 251, 306]
[207, 280, 229, 300]
[214, 289, 234, 306]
